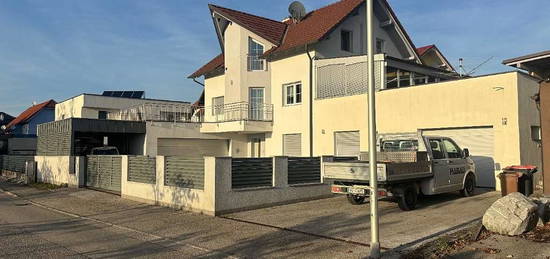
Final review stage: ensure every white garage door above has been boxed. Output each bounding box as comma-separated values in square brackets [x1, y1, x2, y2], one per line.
[158, 138, 229, 158]
[423, 127, 496, 188]
[335, 131, 360, 156]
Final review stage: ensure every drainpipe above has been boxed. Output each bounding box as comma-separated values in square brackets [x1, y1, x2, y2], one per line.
[306, 45, 314, 157]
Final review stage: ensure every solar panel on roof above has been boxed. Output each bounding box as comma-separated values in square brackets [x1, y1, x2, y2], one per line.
[102, 90, 145, 99]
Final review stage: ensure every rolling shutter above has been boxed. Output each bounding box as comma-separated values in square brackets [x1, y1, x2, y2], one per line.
[158, 138, 228, 158]
[335, 131, 360, 156]
[422, 127, 495, 188]
[283, 134, 302, 157]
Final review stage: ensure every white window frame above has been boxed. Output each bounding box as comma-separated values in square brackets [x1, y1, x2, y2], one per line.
[283, 82, 302, 106]
[376, 38, 385, 54]
[341, 29, 353, 53]
[247, 37, 265, 71]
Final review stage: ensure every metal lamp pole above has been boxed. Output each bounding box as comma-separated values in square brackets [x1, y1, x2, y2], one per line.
[366, 0, 380, 258]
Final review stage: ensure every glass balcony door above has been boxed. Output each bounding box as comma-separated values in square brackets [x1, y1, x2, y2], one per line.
[249, 88, 264, 121]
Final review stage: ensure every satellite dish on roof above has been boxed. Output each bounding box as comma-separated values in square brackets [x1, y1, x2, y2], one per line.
[288, 1, 306, 22]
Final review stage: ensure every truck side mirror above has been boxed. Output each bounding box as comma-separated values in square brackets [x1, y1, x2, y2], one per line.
[463, 148, 470, 158]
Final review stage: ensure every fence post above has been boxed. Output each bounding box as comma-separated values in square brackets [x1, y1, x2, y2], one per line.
[273, 156, 288, 188]
[120, 156, 129, 195]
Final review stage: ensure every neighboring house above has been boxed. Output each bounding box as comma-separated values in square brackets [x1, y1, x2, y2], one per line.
[0, 112, 15, 130]
[38, 92, 228, 157]
[416, 44, 455, 72]
[188, 0, 541, 189]
[504, 50, 550, 194]
[3, 100, 56, 155]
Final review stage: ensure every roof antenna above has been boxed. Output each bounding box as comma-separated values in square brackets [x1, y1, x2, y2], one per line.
[466, 56, 494, 76]
[288, 1, 306, 23]
[32, 101, 37, 106]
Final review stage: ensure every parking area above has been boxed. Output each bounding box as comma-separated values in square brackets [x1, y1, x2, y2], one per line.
[225, 188, 500, 251]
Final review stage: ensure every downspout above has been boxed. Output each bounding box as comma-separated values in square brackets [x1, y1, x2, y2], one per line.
[306, 45, 314, 157]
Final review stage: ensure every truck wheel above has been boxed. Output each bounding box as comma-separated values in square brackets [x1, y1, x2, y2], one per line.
[347, 195, 365, 205]
[461, 174, 475, 197]
[397, 186, 418, 211]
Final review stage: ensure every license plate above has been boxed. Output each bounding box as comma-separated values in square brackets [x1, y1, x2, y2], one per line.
[349, 188, 365, 195]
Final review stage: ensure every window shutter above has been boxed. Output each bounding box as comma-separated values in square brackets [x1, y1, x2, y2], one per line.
[335, 131, 360, 156]
[283, 134, 302, 157]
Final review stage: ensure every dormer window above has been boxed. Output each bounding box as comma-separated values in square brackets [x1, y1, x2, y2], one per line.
[341, 30, 353, 52]
[248, 38, 265, 71]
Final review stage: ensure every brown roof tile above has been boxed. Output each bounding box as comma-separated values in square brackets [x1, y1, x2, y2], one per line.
[209, 4, 287, 45]
[188, 54, 224, 78]
[6, 99, 56, 129]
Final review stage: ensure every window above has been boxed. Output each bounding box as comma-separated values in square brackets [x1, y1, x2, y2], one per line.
[212, 96, 224, 116]
[249, 88, 264, 120]
[341, 30, 353, 52]
[247, 38, 265, 71]
[284, 82, 302, 105]
[22, 124, 30, 134]
[376, 38, 385, 54]
[442, 139, 462, 159]
[531, 126, 541, 142]
[429, 139, 445, 159]
[98, 111, 108, 120]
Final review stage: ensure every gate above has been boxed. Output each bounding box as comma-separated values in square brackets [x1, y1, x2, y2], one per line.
[86, 155, 122, 193]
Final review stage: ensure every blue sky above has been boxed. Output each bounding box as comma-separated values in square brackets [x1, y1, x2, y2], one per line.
[1, 0, 549, 115]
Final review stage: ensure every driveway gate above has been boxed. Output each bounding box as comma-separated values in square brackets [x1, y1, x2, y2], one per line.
[86, 155, 122, 193]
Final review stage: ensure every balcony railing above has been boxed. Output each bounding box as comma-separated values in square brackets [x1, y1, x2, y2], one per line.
[108, 103, 203, 123]
[201, 101, 273, 123]
[247, 54, 265, 71]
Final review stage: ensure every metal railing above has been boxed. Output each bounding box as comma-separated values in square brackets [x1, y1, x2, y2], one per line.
[200, 101, 273, 123]
[108, 103, 203, 123]
[247, 54, 265, 71]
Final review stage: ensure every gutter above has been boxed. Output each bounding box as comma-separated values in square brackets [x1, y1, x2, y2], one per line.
[192, 78, 205, 87]
[306, 45, 314, 157]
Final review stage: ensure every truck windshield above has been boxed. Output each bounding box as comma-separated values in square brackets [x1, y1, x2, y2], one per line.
[381, 140, 419, 152]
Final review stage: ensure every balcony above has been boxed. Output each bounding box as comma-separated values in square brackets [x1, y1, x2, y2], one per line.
[108, 103, 203, 123]
[199, 102, 273, 133]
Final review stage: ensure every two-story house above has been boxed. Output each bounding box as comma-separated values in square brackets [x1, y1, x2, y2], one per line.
[189, 0, 541, 190]
[4, 99, 56, 154]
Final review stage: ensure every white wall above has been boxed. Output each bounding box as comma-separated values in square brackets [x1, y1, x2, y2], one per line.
[35, 156, 85, 187]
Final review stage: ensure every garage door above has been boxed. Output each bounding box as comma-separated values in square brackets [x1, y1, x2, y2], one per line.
[86, 156, 122, 193]
[422, 127, 495, 188]
[335, 131, 360, 156]
[157, 138, 229, 158]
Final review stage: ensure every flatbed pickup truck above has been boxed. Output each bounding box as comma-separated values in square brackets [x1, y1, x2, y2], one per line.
[325, 134, 476, 211]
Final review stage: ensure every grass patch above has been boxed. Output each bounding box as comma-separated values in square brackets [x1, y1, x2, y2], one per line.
[29, 182, 65, 190]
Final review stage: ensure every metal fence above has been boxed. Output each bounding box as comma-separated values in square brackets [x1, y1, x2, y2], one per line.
[86, 156, 122, 193]
[0, 155, 35, 173]
[164, 157, 204, 189]
[231, 158, 273, 189]
[201, 102, 274, 123]
[128, 156, 156, 184]
[288, 157, 321, 185]
[109, 103, 203, 123]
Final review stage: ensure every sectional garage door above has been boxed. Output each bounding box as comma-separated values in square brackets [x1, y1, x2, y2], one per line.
[335, 131, 360, 156]
[157, 138, 229, 158]
[422, 127, 496, 188]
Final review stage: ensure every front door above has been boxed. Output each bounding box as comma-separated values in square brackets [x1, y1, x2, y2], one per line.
[428, 138, 450, 190]
[249, 88, 264, 120]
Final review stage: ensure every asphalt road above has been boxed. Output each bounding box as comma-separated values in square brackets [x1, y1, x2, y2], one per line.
[0, 182, 371, 258]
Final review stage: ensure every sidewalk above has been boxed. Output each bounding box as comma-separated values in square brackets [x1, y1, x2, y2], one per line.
[0, 179, 370, 258]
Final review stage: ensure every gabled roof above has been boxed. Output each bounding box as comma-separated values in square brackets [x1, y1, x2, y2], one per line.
[416, 44, 455, 72]
[268, 0, 364, 55]
[190, 0, 421, 78]
[188, 54, 224, 79]
[416, 45, 435, 56]
[209, 4, 287, 45]
[6, 100, 56, 129]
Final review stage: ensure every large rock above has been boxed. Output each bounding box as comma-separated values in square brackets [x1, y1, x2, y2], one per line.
[482, 192, 539, 235]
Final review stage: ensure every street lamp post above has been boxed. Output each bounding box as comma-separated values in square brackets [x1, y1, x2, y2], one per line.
[365, 0, 380, 258]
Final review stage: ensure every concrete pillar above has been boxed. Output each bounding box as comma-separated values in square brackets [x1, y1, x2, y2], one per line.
[540, 81, 550, 195]
[120, 155, 128, 195]
[273, 156, 288, 188]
